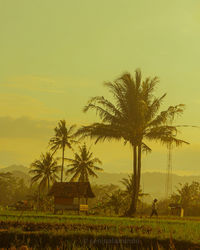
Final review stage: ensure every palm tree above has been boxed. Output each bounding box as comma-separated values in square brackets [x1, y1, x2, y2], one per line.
[29, 152, 59, 192]
[49, 120, 76, 182]
[76, 69, 188, 216]
[65, 143, 103, 182]
[121, 174, 149, 203]
[104, 189, 126, 215]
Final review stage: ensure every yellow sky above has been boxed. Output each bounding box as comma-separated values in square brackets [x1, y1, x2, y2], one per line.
[0, 0, 200, 175]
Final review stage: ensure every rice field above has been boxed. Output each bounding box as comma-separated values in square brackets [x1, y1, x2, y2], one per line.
[0, 211, 200, 249]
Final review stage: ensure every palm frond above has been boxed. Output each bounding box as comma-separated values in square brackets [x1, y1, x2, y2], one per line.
[65, 144, 103, 182]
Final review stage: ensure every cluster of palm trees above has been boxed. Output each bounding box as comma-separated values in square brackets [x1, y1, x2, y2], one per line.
[29, 68, 188, 216]
[29, 120, 103, 193]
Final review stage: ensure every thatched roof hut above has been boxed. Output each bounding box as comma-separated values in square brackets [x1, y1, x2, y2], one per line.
[49, 182, 95, 213]
[49, 182, 95, 198]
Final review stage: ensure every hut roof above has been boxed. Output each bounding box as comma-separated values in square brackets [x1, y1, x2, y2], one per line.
[169, 203, 182, 208]
[48, 182, 95, 198]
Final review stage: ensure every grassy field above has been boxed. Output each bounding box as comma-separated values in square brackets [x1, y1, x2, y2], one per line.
[0, 211, 200, 249]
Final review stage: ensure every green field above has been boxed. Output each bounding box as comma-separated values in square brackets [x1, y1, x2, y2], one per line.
[0, 211, 200, 249]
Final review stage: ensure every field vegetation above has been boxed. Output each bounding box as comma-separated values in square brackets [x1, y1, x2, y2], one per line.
[0, 212, 200, 249]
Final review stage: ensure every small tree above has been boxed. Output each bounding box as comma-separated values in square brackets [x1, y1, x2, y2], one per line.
[49, 120, 77, 182]
[65, 143, 103, 182]
[171, 181, 200, 213]
[29, 152, 59, 192]
[104, 189, 126, 215]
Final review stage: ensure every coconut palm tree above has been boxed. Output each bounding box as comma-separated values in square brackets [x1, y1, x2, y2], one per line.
[65, 143, 103, 182]
[76, 69, 188, 216]
[29, 152, 59, 192]
[49, 120, 77, 182]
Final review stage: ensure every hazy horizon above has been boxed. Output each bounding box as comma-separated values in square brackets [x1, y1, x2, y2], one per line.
[1, 163, 200, 177]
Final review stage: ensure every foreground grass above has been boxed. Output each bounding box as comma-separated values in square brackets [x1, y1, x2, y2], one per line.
[0, 231, 178, 249]
[0, 211, 200, 249]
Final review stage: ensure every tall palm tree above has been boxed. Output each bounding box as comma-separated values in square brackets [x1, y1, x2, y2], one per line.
[49, 120, 76, 182]
[65, 143, 103, 182]
[76, 69, 188, 216]
[29, 152, 59, 192]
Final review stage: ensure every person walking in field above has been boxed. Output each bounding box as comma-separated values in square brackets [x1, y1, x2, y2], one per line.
[150, 199, 158, 218]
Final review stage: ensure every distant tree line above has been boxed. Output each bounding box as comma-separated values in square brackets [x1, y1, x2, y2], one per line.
[1, 170, 200, 217]
[0, 172, 36, 207]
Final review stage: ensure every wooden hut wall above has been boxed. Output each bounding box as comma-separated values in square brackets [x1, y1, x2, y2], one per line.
[54, 197, 73, 205]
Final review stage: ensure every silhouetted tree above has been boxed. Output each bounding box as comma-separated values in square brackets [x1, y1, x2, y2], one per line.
[171, 182, 200, 211]
[49, 120, 77, 182]
[121, 174, 149, 202]
[104, 189, 125, 215]
[76, 69, 188, 215]
[65, 143, 103, 182]
[29, 152, 59, 192]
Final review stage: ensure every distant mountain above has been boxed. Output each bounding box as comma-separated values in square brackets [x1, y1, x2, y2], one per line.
[0, 164, 30, 184]
[1, 165, 200, 202]
[0, 164, 29, 174]
[91, 171, 200, 202]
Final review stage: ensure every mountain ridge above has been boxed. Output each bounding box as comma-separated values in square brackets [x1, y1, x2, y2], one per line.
[1, 165, 199, 200]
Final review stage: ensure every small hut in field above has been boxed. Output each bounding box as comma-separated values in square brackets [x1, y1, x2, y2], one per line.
[169, 203, 184, 217]
[48, 182, 95, 213]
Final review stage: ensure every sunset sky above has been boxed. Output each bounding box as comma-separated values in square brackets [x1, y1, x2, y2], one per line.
[0, 0, 200, 175]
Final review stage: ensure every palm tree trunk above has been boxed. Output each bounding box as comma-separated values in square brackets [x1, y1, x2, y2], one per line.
[47, 177, 50, 192]
[38, 187, 41, 211]
[134, 143, 142, 211]
[61, 146, 65, 182]
[137, 143, 142, 197]
[134, 145, 137, 181]
[126, 145, 138, 216]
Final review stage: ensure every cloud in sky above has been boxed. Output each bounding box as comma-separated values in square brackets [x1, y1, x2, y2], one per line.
[0, 93, 64, 119]
[3, 75, 64, 94]
[0, 116, 59, 166]
[0, 74, 110, 125]
[2, 74, 101, 91]
[0, 116, 54, 138]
